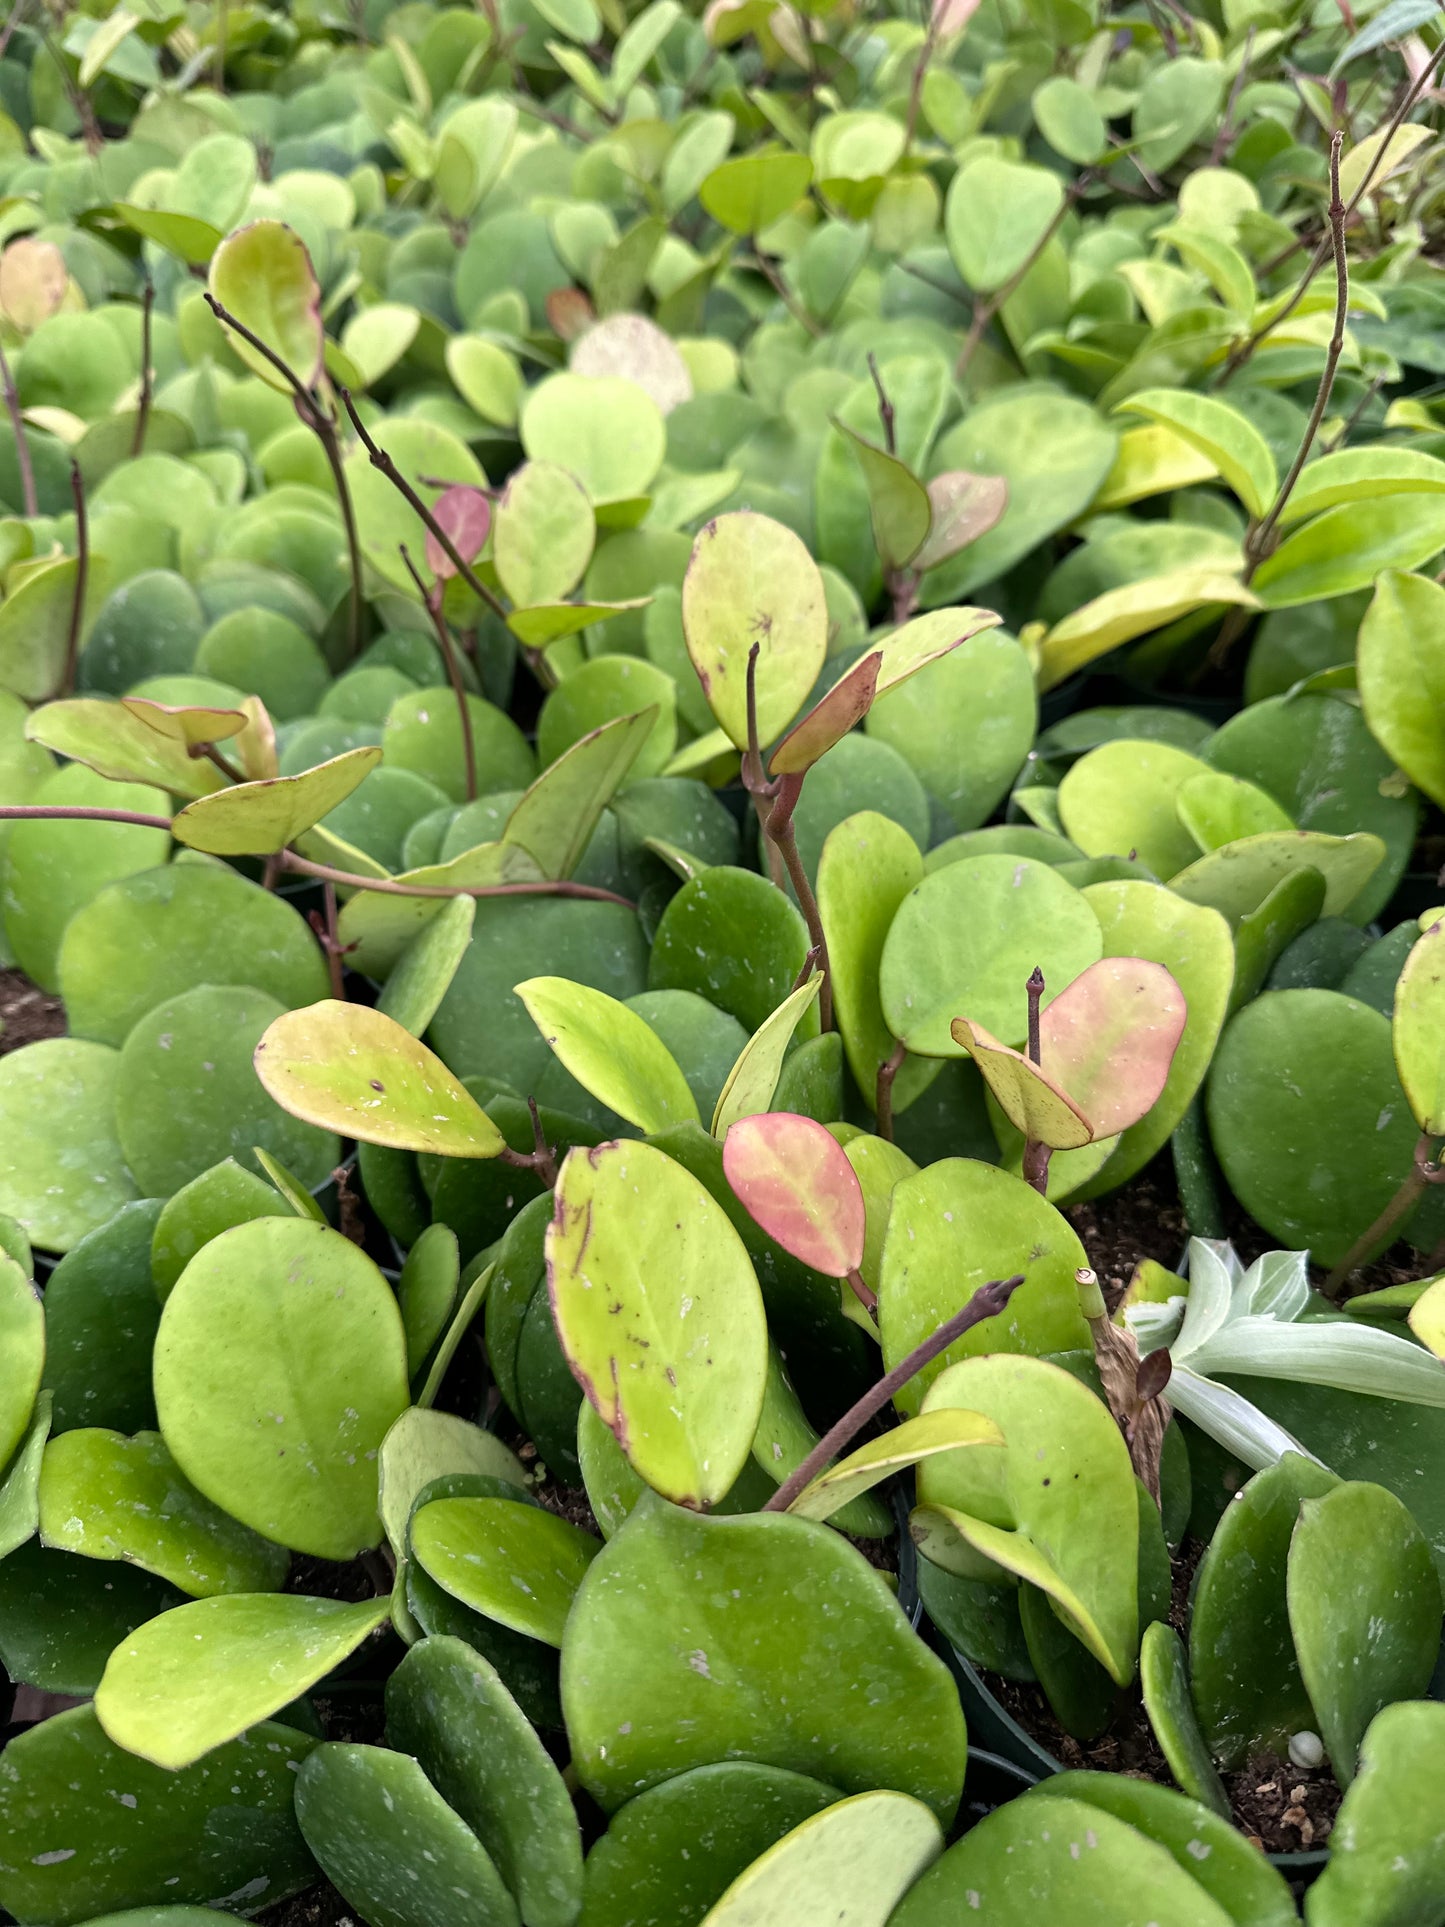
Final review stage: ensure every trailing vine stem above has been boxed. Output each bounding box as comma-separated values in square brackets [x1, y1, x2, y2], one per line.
[0, 338, 37, 518]
[58, 460, 88, 701]
[1216, 43, 1445, 389]
[202, 292, 364, 661]
[400, 543, 478, 802]
[1322, 1134, 1444, 1300]
[1206, 132, 1349, 672]
[738, 643, 834, 1030]
[762, 1271, 1028, 1513]
[0, 809, 636, 910]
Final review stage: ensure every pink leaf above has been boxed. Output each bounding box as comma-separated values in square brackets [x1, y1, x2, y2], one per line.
[1038, 957, 1188, 1138]
[425, 485, 492, 580]
[722, 1112, 866, 1278]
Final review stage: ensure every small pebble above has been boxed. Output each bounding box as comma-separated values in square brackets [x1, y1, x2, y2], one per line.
[1288, 1730, 1325, 1769]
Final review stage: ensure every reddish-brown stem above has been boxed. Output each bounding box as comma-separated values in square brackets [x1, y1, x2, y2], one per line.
[497, 1097, 559, 1188]
[762, 1272, 1027, 1512]
[771, 808, 833, 1031]
[876, 1039, 906, 1142]
[0, 339, 37, 518]
[1022, 965, 1051, 1195]
[277, 849, 634, 906]
[867, 353, 896, 455]
[193, 740, 245, 784]
[58, 460, 87, 700]
[322, 882, 345, 999]
[1323, 1134, 1442, 1298]
[902, 9, 941, 155]
[131, 279, 154, 460]
[337, 387, 512, 628]
[845, 1265, 878, 1315]
[1026, 965, 1044, 1066]
[401, 543, 476, 802]
[957, 178, 1087, 380]
[0, 804, 173, 829]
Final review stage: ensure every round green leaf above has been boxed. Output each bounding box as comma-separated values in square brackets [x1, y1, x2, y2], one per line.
[383, 687, 536, 805]
[1395, 919, 1445, 1135]
[1188, 1452, 1340, 1768]
[96, 1592, 390, 1772]
[0, 1708, 318, 1927]
[864, 626, 1035, 834]
[700, 1790, 942, 1926]
[521, 373, 666, 505]
[1207, 989, 1430, 1266]
[561, 1496, 966, 1821]
[878, 1158, 1090, 1416]
[879, 855, 1104, 1056]
[548, 1139, 768, 1506]
[59, 862, 328, 1049]
[917, 1354, 1139, 1683]
[0, 1252, 42, 1471]
[114, 984, 338, 1197]
[650, 867, 812, 1037]
[1207, 691, 1417, 923]
[37, 1428, 290, 1598]
[945, 158, 1064, 294]
[411, 1496, 598, 1646]
[295, 1743, 519, 1927]
[208, 221, 324, 393]
[386, 1635, 583, 1927]
[0, 1039, 139, 1254]
[699, 149, 813, 235]
[1033, 75, 1107, 164]
[344, 417, 488, 596]
[253, 1000, 506, 1158]
[154, 1218, 409, 1559]
[1058, 739, 1214, 880]
[517, 977, 699, 1133]
[1033, 1773, 1294, 1925]
[536, 657, 676, 779]
[1358, 568, 1445, 810]
[1306, 1702, 1445, 1927]
[578, 1763, 840, 1927]
[2, 764, 170, 991]
[148, 1157, 292, 1300]
[1170, 830, 1386, 926]
[493, 460, 596, 609]
[1071, 881, 1235, 1199]
[682, 512, 827, 750]
[1287, 1480, 1441, 1784]
[890, 1791, 1233, 1927]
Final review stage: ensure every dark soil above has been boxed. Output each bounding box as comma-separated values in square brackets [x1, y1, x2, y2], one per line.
[258, 1882, 358, 1927]
[1065, 1154, 1188, 1302]
[286, 1553, 390, 1604]
[0, 970, 64, 1056]
[980, 1534, 1342, 1857]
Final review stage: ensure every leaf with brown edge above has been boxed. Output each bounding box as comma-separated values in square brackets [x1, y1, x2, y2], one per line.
[722, 1111, 865, 1278]
[254, 1000, 506, 1158]
[424, 484, 492, 580]
[1036, 956, 1188, 1138]
[546, 1140, 768, 1508]
[949, 1017, 1095, 1151]
[770, 607, 1001, 778]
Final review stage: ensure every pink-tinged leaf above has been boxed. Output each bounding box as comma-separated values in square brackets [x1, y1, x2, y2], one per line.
[913, 472, 1009, 572]
[770, 651, 882, 777]
[0, 237, 68, 333]
[425, 486, 492, 579]
[547, 287, 597, 342]
[722, 1113, 866, 1278]
[1038, 957, 1188, 1138]
[933, 0, 983, 33]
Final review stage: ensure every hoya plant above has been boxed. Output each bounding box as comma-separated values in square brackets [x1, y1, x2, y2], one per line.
[4, 0, 1445, 1918]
